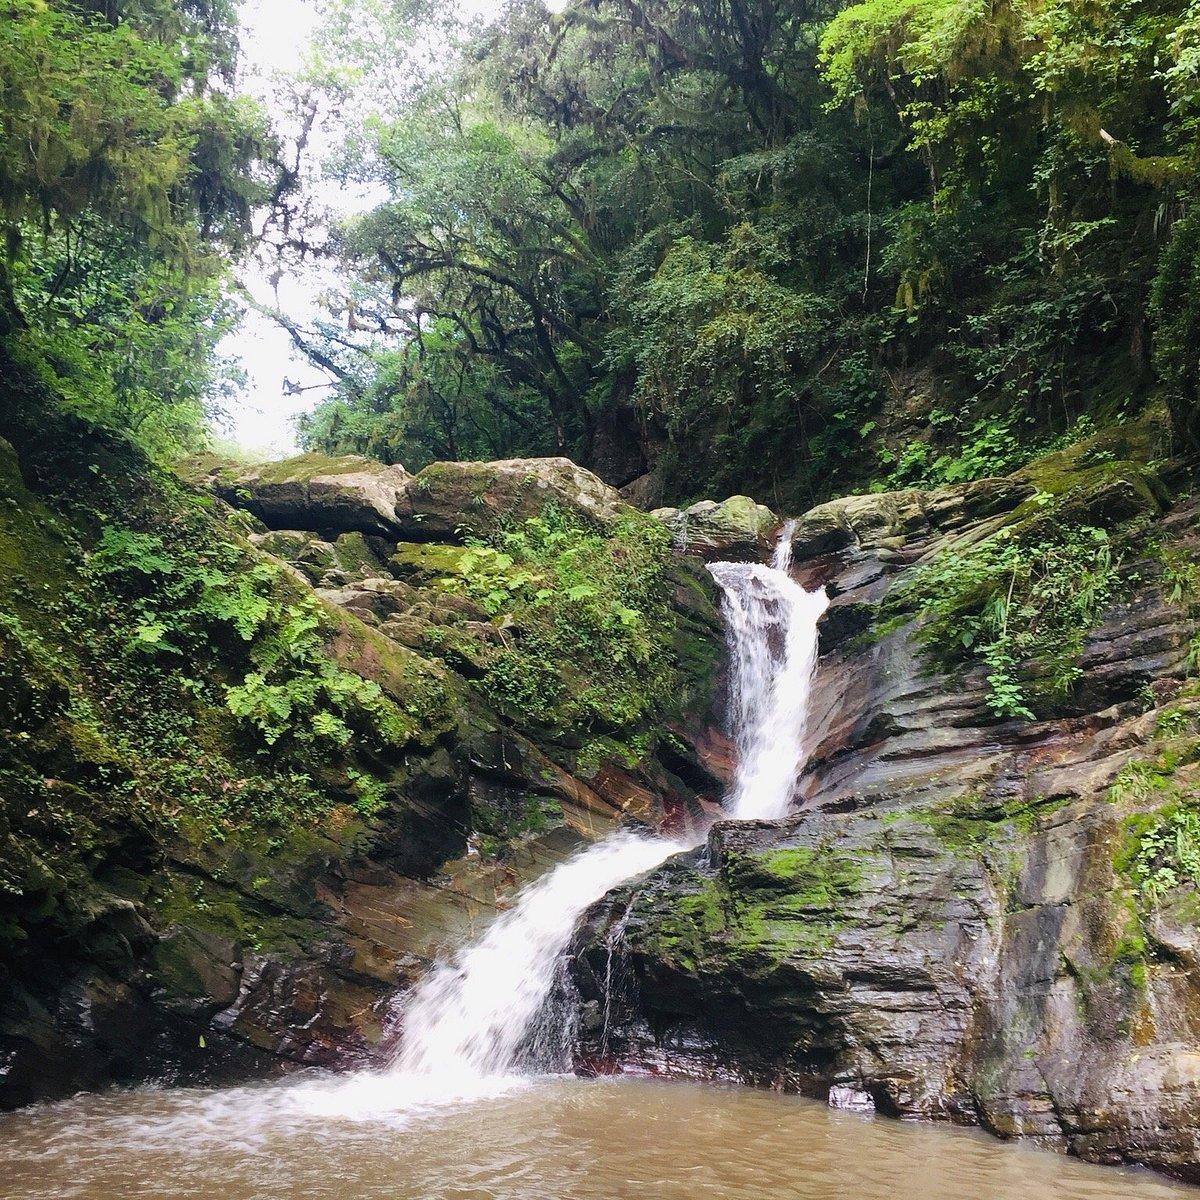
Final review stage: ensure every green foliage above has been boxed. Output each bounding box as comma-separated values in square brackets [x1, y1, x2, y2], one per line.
[286, 0, 1195, 501]
[296, 319, 557, 470]
[417, 506, 680, 743]
[85, 519, 413, 753]
[874, 409, 1029, 489]
[619, 230, 830, 456]
[0, 0, 271, 457]
[1151, 208, 1200, 455]
[1122, 804, 1200, 906]
[892, 520, 1120, 719]
[13, 253, 245, 461]
[471, 795, 563, 861]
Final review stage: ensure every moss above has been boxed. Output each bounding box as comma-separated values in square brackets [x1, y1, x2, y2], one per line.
[631, 844, 867, 975]
[389, 541, 471, 587]
[1107, 743, 1200, 806]
[575, 734, 648, 775]
[327, 612, 458, 746]
[471, 794, 564, 860]
[390, 510, 719, 755]
[730, 845, 863, 899]
[0, 438, 79, 633]
[1061, 890, 1151, 1030]
[331, 531, 383, 575]
[907, 792, 1068, 857]
[251, 452, 388, 484]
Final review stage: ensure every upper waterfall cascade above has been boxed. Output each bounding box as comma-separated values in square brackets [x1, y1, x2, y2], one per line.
[385, 522, 828, 1094]
[707, 521, 830, 820]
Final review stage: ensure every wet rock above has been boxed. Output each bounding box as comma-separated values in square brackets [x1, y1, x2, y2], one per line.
[148, 925, 240, 1018]
[574, 793, 1200, 1179]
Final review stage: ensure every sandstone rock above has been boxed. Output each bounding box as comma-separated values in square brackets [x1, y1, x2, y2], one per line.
[216, 453, 413, 537]
[651, 495, 779, 560]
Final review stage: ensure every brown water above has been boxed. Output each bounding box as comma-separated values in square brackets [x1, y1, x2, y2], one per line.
[1, 1074, 1194, 1200]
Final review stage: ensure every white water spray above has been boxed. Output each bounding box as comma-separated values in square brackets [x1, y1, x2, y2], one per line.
[707, 522, 829, 820]
[382, 522, 826, 1099]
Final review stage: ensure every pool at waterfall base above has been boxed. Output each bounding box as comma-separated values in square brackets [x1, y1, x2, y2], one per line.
[2, 1073, 1195, 1199]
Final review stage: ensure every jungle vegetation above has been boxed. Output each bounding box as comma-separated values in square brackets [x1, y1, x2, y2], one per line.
[2, 0, 1199, 506]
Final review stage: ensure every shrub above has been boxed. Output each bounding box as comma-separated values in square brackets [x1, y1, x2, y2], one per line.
[891, 521, 1119, 719]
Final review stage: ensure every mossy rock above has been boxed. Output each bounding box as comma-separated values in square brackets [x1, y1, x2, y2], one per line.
[213, 453, 413, 538]
[388, 542, 472, 588]
[651, 494, 779, 560]
[253, 529, 387, 585]
[398, 457, 627, 540]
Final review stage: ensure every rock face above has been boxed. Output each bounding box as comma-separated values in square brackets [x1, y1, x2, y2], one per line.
[651, 495, 780, 561]
[577, 787, 1200, 1180]
[573, 435, 1200, 1181]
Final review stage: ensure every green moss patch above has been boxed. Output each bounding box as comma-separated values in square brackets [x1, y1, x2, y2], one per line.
[630, 843, 866, 976]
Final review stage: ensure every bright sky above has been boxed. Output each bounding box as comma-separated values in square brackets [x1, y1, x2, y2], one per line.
[222, 0, 514, 457]
[220, 0, 326, 457]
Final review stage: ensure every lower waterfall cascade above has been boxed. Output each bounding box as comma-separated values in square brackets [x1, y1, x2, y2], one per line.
[382, 523, 828, 1096]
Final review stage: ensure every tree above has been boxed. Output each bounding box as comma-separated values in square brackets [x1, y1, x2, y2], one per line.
[0, 0, 271, 455]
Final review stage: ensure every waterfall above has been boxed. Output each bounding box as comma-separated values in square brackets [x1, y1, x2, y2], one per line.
[387, 831, 683, 1089]
[708, 521, 829, 820]
[385, 522, 826, 1096]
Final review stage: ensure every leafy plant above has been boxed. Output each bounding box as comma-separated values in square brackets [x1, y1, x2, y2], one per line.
[1126, 805, 1200, 906]
[86, 515, 415, 756]
[891, 520, 1120, 719]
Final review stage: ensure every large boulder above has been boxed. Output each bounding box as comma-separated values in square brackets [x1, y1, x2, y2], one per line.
[397, 457, 626, 539]
[213, 453, 413, 538]
[208, 454, 629, 542]
[651, 495, 779, 561]
[575, 786, 1200, 1181]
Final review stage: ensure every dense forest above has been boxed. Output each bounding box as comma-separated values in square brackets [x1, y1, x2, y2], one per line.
[284, 0, 1200, 510]
[3, 0, 1199, 508]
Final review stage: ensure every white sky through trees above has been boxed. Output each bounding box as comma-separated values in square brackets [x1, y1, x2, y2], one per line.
[222, 0, 515, 456]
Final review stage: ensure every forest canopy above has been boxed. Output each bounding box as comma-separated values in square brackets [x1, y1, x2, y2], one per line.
[287, 0, 1200, 508]
[2, 0, 1198, 507]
